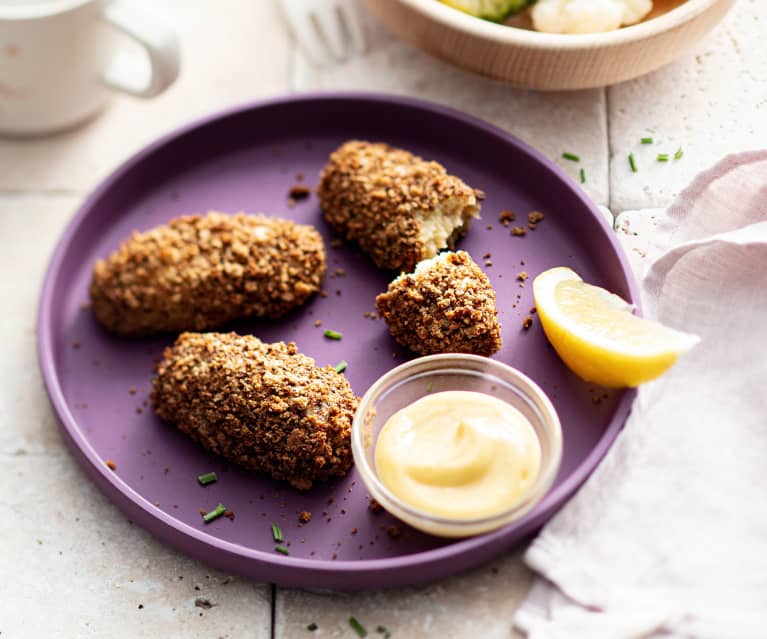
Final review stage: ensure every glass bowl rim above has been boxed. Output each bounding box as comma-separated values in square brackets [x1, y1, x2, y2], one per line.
[351, 353, 564, 530]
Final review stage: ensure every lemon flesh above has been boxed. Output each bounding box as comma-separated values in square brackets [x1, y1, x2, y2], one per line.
[533, 267, 700, 388]
[440, 0, 531, 22]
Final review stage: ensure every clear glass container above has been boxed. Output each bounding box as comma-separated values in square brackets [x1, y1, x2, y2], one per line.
[351, 354, 563, 537]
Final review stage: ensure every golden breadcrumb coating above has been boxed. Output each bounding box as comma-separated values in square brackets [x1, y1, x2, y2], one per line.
[318, 140, 481, 272]
[90, 212, 326, 336]
[151, 332, 357, 491]
[376, 251, 502, 356]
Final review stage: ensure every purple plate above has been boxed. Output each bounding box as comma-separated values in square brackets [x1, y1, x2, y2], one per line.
[38, 93, 637, 590]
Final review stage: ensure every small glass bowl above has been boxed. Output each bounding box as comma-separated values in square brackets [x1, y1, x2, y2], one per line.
[351, 354, 563, 538]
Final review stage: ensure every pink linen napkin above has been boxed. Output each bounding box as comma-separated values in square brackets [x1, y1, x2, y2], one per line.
[514, 151, 767, 638]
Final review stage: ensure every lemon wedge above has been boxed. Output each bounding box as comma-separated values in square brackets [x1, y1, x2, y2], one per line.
[533, 267, 700, 388]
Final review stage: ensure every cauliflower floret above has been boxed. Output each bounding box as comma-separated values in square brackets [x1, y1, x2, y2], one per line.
[531, 0, 653, 34]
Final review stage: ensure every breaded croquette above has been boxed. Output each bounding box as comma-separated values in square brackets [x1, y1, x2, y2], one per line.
[89, 212, 326, 336]
[375, 251, 502, 356]
[151, 332, 357, 491]
[318, 141, 481, 272]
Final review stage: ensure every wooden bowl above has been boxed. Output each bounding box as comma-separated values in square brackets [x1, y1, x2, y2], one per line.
[364, 0, 736, 90]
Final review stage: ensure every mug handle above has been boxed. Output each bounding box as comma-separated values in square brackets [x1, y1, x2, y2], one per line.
[100, 1, 180, 98]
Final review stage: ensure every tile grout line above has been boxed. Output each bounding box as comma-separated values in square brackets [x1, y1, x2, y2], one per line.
[604, 85, 615, 228]
[270, 583, 277, 639]
[2, 451, 66, 458]
[0, 189, 84, 197]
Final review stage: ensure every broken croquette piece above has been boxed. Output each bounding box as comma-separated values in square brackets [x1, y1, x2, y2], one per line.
[151, 332, 357, 491]
[375, 251, 502, 356]
[89, 212, 326, 336]
[318, 141, 481, 272]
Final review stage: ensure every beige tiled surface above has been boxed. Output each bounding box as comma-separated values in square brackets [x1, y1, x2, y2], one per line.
[1, 455, 270, 639]
[276, 550, 533, 639]
[607, 0, 767, 211]
[1, 0, 766, 637]
[0, 195, 79, 455]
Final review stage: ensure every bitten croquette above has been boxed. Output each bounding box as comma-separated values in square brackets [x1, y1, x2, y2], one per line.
[318, 141, 481, 272]
[89, 211, 326, 336]
[375, 251, 502, 356]
[151, 332, 357, 491]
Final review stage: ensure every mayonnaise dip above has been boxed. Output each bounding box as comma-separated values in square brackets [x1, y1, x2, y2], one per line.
[374, 390, 541, 520]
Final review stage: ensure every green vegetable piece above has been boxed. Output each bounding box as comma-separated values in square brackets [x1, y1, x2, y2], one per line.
[333, 360, 348, 374]
[202, 503, 226, 523]
[197, 472, 217, 485]
[349, 617, 367, 637]
[439, 0, 532, 22]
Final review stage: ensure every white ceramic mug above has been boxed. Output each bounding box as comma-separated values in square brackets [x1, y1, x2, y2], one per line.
[0, 0, 180, 135]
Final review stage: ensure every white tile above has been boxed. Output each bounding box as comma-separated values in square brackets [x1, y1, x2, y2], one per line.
[292, 12, 609, 206]
[608, 0, 767, 210]
[0, 195, 77, 326]
[0, 455, 271, 639]
[0, 195, 81, 454]
[275, 550, 533, 639]
[0, 0, 293, 193]
[614, 208, 665, 281]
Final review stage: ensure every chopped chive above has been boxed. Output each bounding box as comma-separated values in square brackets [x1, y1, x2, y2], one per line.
[562, 152, 580, 162]
[323, 329, 343, 340]
[425, 382, 433, 393]
[628, 153, 638, 173]
[674, 148, 684, 160]
[333, 360, 348, 374]
[349, 617, 367, 637]
[202, 503, 226, 523]
[271, 523, 284, 543]
[274, 545, 290, 555]
[641, 137, 654, 144]
[307, 623, 318, 632]
[657, 153, 669, 162]
[579, 168, 586, 184]
[197, 471, 217, 485]
[376, 626, 391, 637]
